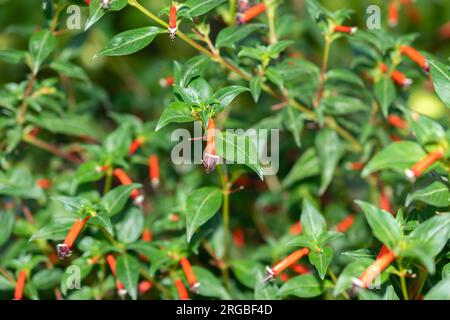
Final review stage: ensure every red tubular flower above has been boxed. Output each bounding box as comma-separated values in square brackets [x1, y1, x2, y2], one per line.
[289, 221, 302, 235]
[380, 63, 412, 88]
[400, 45, 429, 72]
[14, 270, 27, 300]
[346, 162, 365, 171]
[291, 263, 309, 275]
[57, 216, 91, 259]
[180, 258, 200, 293]
[388, 2, 399, 27]
[84, 0, 91, 4]
[336, 214, 356, 233]
[354, 248, 396, 289]
[439, 21, 450, 40]
[264, 248, 310, 282]
[232, 228, 245, 248]
[142, 229, 153, 242]
[159, 76, 174, 87]
[113, 168, 143, 205]
[237, 3, 266, 24]
[106, 254, 127, 297]
[175, 279, 189, 300]
[168, 2, 177, 40]
[387, 114, 409, 129]
[148, 155, 160, 190]
[128, 137, 144, 155]
[405, 148, 445, 181]
[36, 178, 52, 189]
[203, 118, 220, 174]
[138, 280, 153, 294]
[334, 25, 357, 34]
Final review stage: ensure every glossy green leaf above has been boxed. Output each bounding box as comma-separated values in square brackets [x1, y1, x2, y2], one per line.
[29, 30, 56, 74]
[186, 0, 226, 16]
[374, 76, 395, 117]
[156, 101, 194, 131]
[406, 182, 450, 207]
[282, 148, 320, 188]
[115, 207, 144, 244]
[0, 210, 15, 246]
[216, 24, 264, 49]
[428, 57, 450, 108]
[301, 199, 327, 239]
[116, 254, 140, 300]
[309, 247, 333, 280]
[101, 184, 141, 217]
[277, 274, 323, 298]
[85, 0, 128, 30]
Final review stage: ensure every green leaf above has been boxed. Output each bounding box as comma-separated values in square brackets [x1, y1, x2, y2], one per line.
[282, 148, 320, 188]
[50, 60, 89, 81]
[0, 49, 26, 64]
[85, 0, 128, 30]
[115, 207, 144, 244]
[32, 269, 63, 290]
[374, 76, 396, 117]
[355, 201, 402, 249]
[315, 129, 344, 194]
[301, 199, 327, 240]
[156, 101, 194, 131]
[179, 56, 208, 87]
[282, 106, 304, 148]
[406, 182, 450, 207]
[404, 110, 446, 145]
[249, 77, 262, 102]
[0, 210, 15, 246]
[428, 57, 450, 108]
[29, 30, 56, 74]
[74, 161, 105, 186]
[254, 272, 278, 300]
[424, 277, 450, 300]
[215, 131, 264, 179]
[277, 274, 323, 298]
[29, 222, 74, 242]
[101, 184, 141, 217]
[383, 285, 400, 300]
[116, 254, 140, 300]
[216, 24, 264, 49]
[186, 187, 223, 242]
[95, 27, 165, 57]
[29, 114, 98, 138]
[88, 211, 114, 236]
[213, 85, 249, 113]
[187, 0, 226, 16]
[320, 96, 367, 115]
[325, 69, 365, 88]
[309, 247, 333, 280]
[408, 213, 450, 258]
[192, 266, 231, 299]
[442, 263, 450, 279]
[333, 261, 371, 297]
[230, 259, 264, 289]
[362, 142, 426, 177]
[104, 125, 132, 160]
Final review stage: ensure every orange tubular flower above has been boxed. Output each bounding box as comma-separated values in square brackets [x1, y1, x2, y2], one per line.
[354, 248, 396, 289]
[291, 263, 309, 275]
[232, 228, 245, 248]
[113, 168, 143, 205]
[168, 2, 177, 40]
[237, 3, 266, 24]
[14, 270, 27, 300]
[57, 216, 90, 259]
[347, 162, 365, 171]
[142, 228, 153, 242]
[203, 119, 220, 174]
[336, 214, 356, 233]
[380, 63, 412, 88]
[388, 2, 399, 27]
[405, 148, 445, 181]
[148, 155, 160, 190]
[334, 25, 357, 34]
[180, 258, 200, 293]
[159, 75, 174, 87]
[106, 254, 127, 297]
[264, 248, 310, 282]
[128, 137, 144, 156]
[138, 280, 153, 294]
[400, 45, 429, 72]
[289, 221, 302, 235]
[387, 114, 409, 129]
[175, 279, 189, 300]
[36, 178, 52, 189]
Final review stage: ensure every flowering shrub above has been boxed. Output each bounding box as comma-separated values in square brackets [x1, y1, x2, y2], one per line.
[0, 0, 449, 301]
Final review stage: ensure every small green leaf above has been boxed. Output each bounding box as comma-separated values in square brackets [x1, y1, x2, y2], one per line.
[29, 30, 56, 74]
[277, 274, 323, 298]
[428, 56, 450, 108]
[375, 76, 396, 117]
[85, 0, 128, 31]
[186, 0, 226, 16]
[0, 49, 26, 64]
[115, 207, 144, 244]
[0, 210, 15, 246]
[192, 266, 231, 299]
[309, 247, 333, 280]
[282, 106, 304, 148]
[301, 199, 327, 240]
[355, 201, 402, 249]
[216, 24, 264, 49]
[101, 184, 141, 217]
[50, 60, 89, 81]
[29, 223, 74, 242]
[424, 277, 450, 300]
[250, 77, 262, 102]
[156, 101, 194, 131]
[333, 261, 370, 297]
[96, 27, 165, 57]
[116, 254, 140, 300]
[213, 85, 249, 113]
[186, 187, 223, 242]
[282, 148, 320, 188]
[406, 182, 450, 207]
[362, 142, 426, 177]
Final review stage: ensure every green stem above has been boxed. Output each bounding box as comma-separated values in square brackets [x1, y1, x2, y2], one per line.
[103, 167, 113, 195]
[229, 0, 236, 26]
[314, 37, 331, 107]
[398, 260, 409, 300]
[217, 164, 230, 288]
[17, 73, 35, 124]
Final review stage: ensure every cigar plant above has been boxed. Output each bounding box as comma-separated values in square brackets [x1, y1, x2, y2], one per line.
[0, 0, 449, 301]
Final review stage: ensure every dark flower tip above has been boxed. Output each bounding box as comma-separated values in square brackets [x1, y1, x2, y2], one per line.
[56, 244, 72, 260]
